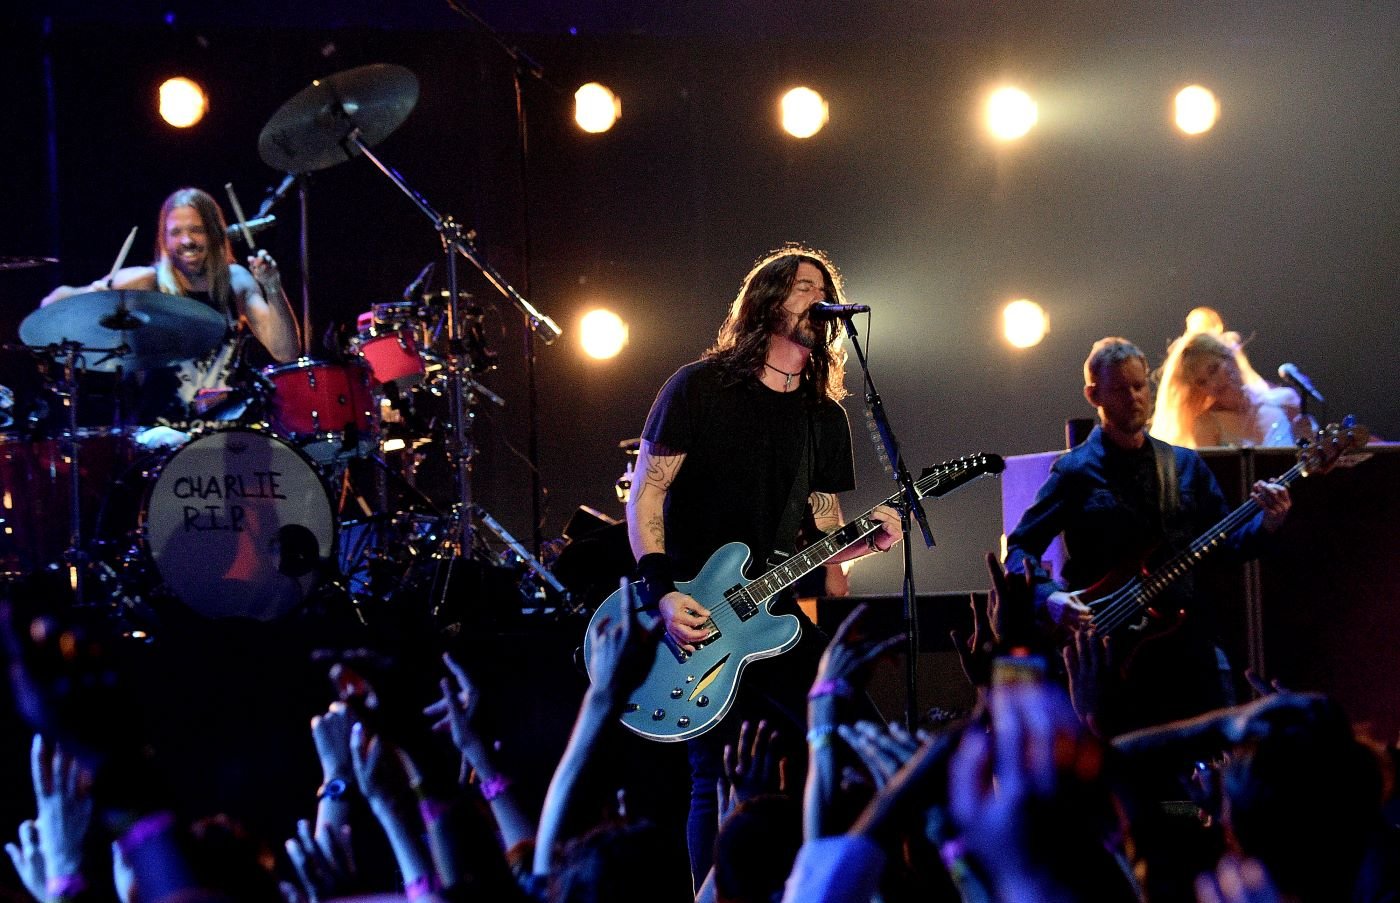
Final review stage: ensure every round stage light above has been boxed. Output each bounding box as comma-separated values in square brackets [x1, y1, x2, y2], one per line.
[158, 76, 208, 128]
[580, 309, 628, 359]
[1174, 85, 1219, 135]
[575, 82, 621, 134]
[986, 86, 1038, 142]
[780, 87, 829, 138]
[1003, 298, 1049, 348]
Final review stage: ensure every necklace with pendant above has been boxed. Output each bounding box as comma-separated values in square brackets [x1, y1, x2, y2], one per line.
[765, 362, 801, 391]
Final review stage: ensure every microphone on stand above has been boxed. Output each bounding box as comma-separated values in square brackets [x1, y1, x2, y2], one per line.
[1277, 363, 1325, 404]
[402, 262, 436, 303]
[808, 302, 871, 319]
[256, 173, 298, 218]
[226, 215, 278, 241]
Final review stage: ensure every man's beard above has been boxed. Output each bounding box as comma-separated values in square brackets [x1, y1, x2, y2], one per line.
[789, 317, 820, 350]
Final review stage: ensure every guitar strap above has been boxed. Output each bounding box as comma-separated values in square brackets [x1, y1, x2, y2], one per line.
[1152, 437, 1180, 537]
[765, 411, 813, 570]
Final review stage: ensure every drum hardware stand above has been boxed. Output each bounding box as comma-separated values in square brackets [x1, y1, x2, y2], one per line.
[331, 122, 561, 617]
[471, 505, 571, 612]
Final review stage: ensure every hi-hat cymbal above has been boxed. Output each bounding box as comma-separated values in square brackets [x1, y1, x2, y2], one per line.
[0, 256, 59, 271]
[258, 63, 419, 174]
[19, 290, 227, 372]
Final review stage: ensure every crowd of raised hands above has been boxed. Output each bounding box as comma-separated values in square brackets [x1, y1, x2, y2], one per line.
[3, 560, 1398, 903]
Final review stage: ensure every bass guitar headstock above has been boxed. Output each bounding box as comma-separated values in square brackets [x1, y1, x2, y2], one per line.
[1298, 417, 1370, 477]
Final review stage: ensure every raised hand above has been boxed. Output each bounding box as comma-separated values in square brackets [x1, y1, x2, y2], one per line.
[718, 719, 787, 821]
[29, 735, 92, 885]
[284, 818, 356, 903]
[1195, 855, 1284, 903]
[4, 820, 45, 902]
[1061, 627, 1112, 733]
[814, 602, 903, 695]
[838, 720, 922, 791]
[587, 578, 662, 705]
[422, 652, 485, 762]
[311, 702, 355, 790]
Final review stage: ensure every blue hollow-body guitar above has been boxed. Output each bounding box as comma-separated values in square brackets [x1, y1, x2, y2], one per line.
[583, 453, 1005, 742]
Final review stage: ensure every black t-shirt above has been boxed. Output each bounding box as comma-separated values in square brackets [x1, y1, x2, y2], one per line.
[640, 360, 855, 580]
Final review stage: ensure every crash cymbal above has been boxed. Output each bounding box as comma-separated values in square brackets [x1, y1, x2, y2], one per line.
[258, 63, 419, 174]
[0, 256, 58, 271]
[19, 289, 227, 372]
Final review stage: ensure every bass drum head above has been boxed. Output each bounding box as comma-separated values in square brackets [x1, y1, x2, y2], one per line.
[142, 429, 335, 621]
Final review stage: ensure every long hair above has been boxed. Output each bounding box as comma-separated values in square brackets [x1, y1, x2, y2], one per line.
[704, 244, 848, 402]
[153, 187, 236, 319]
[1150, 324, 1269, 447]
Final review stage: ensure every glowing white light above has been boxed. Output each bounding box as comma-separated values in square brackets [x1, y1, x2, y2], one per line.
[1003, 299, 1049, 348]
[575, 82, 621, 134]
[1174, 85, 1219, 135]
[580, 309, 628, 360]
[158, 77, 208, 128]
[780, 87, 829, 138]
[986, 86, 1038, 141]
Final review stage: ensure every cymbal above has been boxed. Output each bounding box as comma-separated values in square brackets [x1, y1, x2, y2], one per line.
[258, 63, 419, 174]
[0, 256, 58, 271]
[19, 290, 227, 372]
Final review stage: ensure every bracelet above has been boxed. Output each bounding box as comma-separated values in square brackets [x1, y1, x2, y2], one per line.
[479, 774, 512, 801]
[114, 811, 177, 858]
[46, 874, 88, 898]
[807, 678, 853, 700]
[805, 724, 838, 750]
[866, 534, 888, 554]
[404, 875, 434, 901]
[419, 797, 451, 824]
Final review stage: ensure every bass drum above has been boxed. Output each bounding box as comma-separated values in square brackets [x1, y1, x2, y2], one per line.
[128, 428, 336, 621]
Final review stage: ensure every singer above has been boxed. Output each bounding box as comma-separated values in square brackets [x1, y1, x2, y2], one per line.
[1150, 306, 1315, 448]
[37, 187, 301, 430]
[626, 243, 901, 889]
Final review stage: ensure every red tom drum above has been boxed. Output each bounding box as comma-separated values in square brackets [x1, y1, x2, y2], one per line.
[262, 358, 375, 463]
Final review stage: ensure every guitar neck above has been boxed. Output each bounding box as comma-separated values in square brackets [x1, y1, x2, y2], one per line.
[1136, 458, 1305, 605]
[743, 455, 1002, 604]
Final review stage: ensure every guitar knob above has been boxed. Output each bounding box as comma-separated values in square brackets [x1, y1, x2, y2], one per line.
[651, 708, 666, 720]
[670, 688, 683, 699]
[695, 696, 709, 707]
[676, 717, 690, 728]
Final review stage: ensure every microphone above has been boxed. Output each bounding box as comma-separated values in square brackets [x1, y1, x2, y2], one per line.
[402, 261, 436, 303]
[256, 173, 298, 217]
[226, 214, 277, 240]
[808, 302, 871, 319]
[1278, 363, 1324, 404]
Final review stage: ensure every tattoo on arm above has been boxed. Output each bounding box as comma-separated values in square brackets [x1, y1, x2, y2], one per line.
[809, 492, 843, 532]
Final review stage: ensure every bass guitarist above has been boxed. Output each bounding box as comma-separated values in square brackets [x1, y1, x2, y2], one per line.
[1004, 336, 1291, 735]
[628, 244, 901, 889]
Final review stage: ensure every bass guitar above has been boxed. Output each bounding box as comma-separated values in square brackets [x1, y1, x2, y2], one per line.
[584, 453, 1005, 742]
[1079, 419, 1370, 645]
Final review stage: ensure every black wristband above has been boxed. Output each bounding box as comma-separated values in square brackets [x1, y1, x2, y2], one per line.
[634, 553, 676, 606]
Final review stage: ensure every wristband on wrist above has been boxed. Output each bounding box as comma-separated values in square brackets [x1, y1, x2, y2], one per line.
[479, 774, 512, 801]
[635, 553, 676, 605]
[404, 875, 433, 901]
[807, 678, 853, 701]
[114, 811, 177, 859]
[46, 874, 87, 899]
[805, 724, 838, 750]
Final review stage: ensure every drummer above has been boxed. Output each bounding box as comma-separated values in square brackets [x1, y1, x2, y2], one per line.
[40, 187, 300, 441]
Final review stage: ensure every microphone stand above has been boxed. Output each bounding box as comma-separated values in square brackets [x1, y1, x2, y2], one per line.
[332, 123, 561, 616]
[442, 0, 560, 557]
[836, 314, 935, 731]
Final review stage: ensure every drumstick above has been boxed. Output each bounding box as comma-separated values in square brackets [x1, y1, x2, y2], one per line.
[224, 182, 258, 252]
[106, 226, 138, 286]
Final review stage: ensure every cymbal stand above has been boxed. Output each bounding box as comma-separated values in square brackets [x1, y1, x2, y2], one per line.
[53, 342, 89, 603]
[334, 125, 562, 608]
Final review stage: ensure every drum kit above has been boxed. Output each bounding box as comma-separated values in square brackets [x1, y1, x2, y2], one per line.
[0, 64, 570, 631]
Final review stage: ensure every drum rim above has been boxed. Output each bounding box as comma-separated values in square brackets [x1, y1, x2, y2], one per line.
[262, 357, 372, 378]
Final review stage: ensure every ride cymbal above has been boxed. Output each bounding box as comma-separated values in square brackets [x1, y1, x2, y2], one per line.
[258, 63, 419, 174]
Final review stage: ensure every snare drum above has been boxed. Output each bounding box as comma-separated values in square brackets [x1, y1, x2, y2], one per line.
[0, 428, 133, 576]
[128, 429, 336, 620]
[263, 358, 375, 463]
